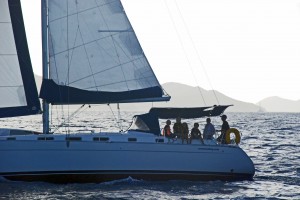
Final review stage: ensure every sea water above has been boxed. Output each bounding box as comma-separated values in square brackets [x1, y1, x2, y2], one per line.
[0, 111, 299, 199]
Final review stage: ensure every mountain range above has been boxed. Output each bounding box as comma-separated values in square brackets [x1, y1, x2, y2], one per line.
[34, 75, 300, 112]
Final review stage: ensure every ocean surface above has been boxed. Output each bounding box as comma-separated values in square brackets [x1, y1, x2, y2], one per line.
[0, 110, 299, 200]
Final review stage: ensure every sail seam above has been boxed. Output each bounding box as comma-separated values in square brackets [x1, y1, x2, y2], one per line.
[49, 32, 119, 57]
[66, 57, 144, 85]
[82, 75, 155, 90]
[48, 1, 118, 23]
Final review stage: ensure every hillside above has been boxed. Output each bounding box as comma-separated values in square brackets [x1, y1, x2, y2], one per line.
[258, 96, 300, 112]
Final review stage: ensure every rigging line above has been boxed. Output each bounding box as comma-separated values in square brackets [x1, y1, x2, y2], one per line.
[117, 103, 123, 131]
[173, 0, 220, 105]
[51, 104, 87, 133]
[108, 104, 122, 131]
[111, 36, 130, 91]
[75, 3, 99, 92]
[52, 104, 67, 134]
[67, 0, 70, 135]
[64, 16, 80, 85]
[95, 0, 129, 90]
[47, 8, 68, 133]
[163, 0, 207, 106]
[48, 3, 70, 125]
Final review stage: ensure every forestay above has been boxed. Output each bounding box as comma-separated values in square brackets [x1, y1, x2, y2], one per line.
[40, 0, 170, 104]
[0, 0, 41, 118]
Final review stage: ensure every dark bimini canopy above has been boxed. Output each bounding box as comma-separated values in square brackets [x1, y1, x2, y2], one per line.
[129, 105, 232, 135]
[149, 105, 232, 119]
[129, 112, 161, 136]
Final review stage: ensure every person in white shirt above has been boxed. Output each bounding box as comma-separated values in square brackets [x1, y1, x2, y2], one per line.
[203, 118, 216, 140]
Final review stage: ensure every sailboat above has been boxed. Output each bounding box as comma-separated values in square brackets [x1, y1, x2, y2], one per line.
[0, 0, 254, 183]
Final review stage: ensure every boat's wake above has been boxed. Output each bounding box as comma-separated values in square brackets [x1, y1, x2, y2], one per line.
[101, 176, 143, 185]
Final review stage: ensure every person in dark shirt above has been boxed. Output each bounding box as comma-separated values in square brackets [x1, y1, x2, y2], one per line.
[190, 122, 203, 144]
[173, 117, 182, 138]
[181, 122, 189, 144]
[218, 115, 230, 144]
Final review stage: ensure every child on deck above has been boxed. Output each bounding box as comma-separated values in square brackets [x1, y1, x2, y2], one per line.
[164, 120, 174, 138]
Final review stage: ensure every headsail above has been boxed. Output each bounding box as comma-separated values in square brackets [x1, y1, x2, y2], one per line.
[40, 0, 170, 104]
[0, 0, 41, 118]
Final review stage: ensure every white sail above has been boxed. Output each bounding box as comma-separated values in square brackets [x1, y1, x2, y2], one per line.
[0, 0, 40, 117]
[40, 0, 169, 104]
[0, 0, 26, 108]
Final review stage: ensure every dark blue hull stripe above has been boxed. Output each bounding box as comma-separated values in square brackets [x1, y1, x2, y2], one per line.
[1, 170, 254, 183]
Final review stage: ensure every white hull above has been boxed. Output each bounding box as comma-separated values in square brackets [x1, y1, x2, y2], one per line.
[0, 129, 255, 183]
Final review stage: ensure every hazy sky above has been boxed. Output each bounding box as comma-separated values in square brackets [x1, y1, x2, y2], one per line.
[21, 0, 300, 103]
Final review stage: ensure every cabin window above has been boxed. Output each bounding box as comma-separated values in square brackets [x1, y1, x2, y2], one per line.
[155, 138, 164, 143]
[128, 138, 137, 142]
[93, 137, 109, 142]
[7, 137, 16, 140]
[100, 137, 109, 141]
[66, 137, 82, 141]
[38, 137, 54, 140]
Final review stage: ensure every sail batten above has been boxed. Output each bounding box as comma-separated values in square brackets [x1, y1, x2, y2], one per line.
[40, 0, 169, 104]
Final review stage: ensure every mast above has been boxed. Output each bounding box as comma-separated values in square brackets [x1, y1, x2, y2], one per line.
[42, 0, 49, 134]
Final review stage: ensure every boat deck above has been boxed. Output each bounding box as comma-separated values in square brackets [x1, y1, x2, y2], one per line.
[0, 128, 223, 146]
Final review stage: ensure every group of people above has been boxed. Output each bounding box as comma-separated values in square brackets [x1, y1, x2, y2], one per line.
[163, 115, 230, 144]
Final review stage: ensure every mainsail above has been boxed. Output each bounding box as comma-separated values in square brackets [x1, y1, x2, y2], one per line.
[40, 0, 170, 104]
[0, 0, 41, 118]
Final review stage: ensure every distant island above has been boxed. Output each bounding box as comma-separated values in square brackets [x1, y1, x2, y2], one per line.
[257, 96, 300, 112]
[34, 75, 300, 112]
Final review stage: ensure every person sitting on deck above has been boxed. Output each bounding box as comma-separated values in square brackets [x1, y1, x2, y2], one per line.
[190, 122, 204, 144]
[181, 122, 189, 144]
[173, 117, 183, 138]
[163, 120, 175, 138]
[203, 118, 216, 140]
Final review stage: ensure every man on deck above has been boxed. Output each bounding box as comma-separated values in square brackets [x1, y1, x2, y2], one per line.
[218, 115, 230, 144]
